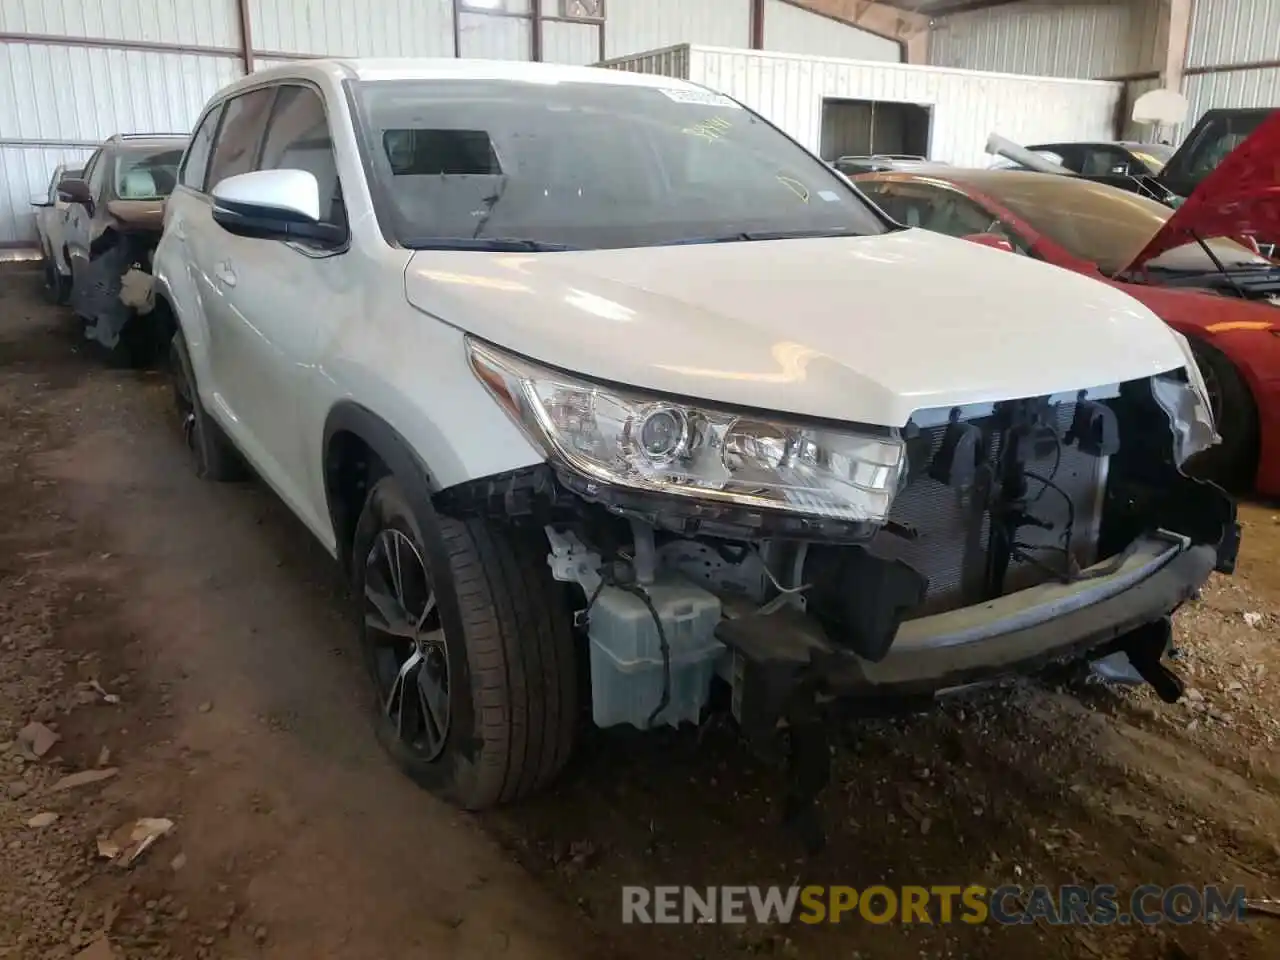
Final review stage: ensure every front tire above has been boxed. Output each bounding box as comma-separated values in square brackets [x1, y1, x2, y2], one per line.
[40, 245, 60, 304]
[352, 474, 578, 809]
[169, 329, 246, 481]
[1186, 338, 1258, 490]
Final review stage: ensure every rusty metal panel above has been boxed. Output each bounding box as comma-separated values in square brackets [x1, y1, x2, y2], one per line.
[0, 0, 240, 49]
[1187, 0, 1280, 69]
[246, 0, 455, 57]
[543, 20, 599, 65]
[0, 144, 96, 245]
[0, 42, 239, 141]
[603, 0, 750, 60]
[677, 47, 1120, 166]
[762, 0, 899, 63]
[929, 1, 1163, 79]
[457, 12, 532, 60]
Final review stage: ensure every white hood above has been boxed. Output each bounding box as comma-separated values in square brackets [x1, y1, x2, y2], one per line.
[404, 229, 1185, 428]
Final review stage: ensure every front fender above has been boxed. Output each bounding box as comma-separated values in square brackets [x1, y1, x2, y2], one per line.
[304, 319, 546, 555]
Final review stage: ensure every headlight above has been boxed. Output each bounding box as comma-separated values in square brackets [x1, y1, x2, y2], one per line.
[468, 340, 906, 523]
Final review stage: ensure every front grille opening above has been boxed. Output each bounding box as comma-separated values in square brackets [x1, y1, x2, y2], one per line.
[869, 395, 1110, 618]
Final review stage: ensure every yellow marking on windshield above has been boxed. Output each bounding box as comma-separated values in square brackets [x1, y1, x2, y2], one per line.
[682, 116, 733, 143]
[777, 175, 809, 202]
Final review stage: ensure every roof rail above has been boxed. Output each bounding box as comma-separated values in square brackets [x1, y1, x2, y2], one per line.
[105, 132, 189, 142]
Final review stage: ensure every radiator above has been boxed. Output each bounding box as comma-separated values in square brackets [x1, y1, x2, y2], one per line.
[868, 402, 1107, 617]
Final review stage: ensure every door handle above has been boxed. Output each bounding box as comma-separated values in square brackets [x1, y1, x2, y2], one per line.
[215, 262, 237, 288]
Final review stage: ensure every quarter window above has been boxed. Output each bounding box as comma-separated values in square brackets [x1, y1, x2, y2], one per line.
[181, 104, 224, 191]
[257, 85, 345, 227]
[206, 88, 276, 191]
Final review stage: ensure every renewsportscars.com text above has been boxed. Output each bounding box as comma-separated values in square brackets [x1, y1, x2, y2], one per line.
[621, 884, 1248, 926]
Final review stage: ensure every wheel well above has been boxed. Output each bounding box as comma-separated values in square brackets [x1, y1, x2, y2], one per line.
[150, 294, 178, 341]
[325, 429, 389, 573]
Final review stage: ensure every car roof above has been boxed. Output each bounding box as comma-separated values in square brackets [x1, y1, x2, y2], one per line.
[215, 57, 710, 100]
[102, 134, 188, 151]
[857, 167, 1162, 205]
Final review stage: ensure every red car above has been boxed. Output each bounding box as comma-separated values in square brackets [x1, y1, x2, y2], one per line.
[856, 115, 1280, 494]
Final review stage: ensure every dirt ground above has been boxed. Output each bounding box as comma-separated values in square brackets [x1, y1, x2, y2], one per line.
[2, 261, 1280, 960]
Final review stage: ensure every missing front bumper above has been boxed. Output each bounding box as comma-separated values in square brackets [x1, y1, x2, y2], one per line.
[718, 532, 1221, 737]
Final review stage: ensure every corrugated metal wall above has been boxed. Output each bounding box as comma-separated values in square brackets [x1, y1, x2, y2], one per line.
[1186, 0, 1280, 69]
[1174, 0, 1280, 127]
[761, 0, 899, 63]
[0, 0, 243, 246]
[458, 11, 531, 61]
[1185, 67, 1280, 124]
[246, 0, 455, 57]
[603, 0, 751, 59]
[1, 43, 241, 139]
[928, 1, 1164, 79]
[543, 20, 600, 65]
[0, 145, 96, 247]
[0, 0, 240, 49]
[605, 45, 1121, 166]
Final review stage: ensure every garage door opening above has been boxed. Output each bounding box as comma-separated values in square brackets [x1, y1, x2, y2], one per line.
[820, 99, 933, 160]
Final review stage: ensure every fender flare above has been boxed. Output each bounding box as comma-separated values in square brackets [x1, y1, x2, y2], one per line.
[322, 400, 441, 573]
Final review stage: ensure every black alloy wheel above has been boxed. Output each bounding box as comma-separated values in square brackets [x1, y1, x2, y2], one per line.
[362, 526, 451, 761]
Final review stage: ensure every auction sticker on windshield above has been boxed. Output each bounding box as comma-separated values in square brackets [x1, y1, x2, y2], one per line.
[659, 87, 742, 108]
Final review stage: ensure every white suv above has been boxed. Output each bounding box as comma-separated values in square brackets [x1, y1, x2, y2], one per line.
[154, 59, 1238, 815]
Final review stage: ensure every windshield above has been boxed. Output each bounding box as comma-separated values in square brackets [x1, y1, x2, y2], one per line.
[351, 78, 889, 250]
[966, 174, 1266, 274]
[113, 147, 183, 200]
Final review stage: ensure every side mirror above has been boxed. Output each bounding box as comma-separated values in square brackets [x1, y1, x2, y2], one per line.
[211, 169, 344, 246]
[29, 193, 53, 208]
[963, 232, 1015, 253]
[57, 178, 93, 210]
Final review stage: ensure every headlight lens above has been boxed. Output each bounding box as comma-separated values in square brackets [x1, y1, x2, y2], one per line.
[468, 340, 906, 523]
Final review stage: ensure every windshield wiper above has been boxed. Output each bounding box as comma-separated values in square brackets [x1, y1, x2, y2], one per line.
[663, 227, 864, 246]
[400, 237, 579, 252]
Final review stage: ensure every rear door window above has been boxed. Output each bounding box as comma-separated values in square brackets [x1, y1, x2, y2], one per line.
[206, 87, 277, 191]
[181, 104, 224, 192]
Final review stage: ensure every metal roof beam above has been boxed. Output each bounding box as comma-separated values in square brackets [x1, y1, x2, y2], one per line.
[784, 0, 931, 62]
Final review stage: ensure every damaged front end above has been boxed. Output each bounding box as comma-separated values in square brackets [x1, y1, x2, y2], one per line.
[441, 337, 1238, 838]
[74, 200, 163, 353]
